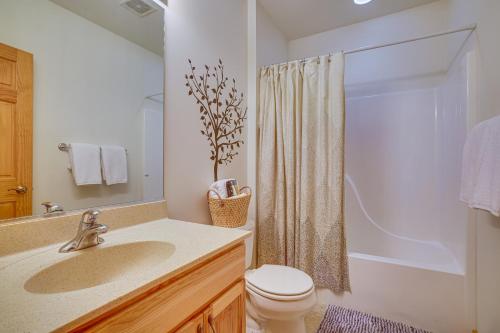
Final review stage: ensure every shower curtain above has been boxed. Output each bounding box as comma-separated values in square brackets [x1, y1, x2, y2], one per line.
[257, 53, 350, 293]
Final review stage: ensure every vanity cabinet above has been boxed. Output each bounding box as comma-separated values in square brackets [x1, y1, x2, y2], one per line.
[71, 243, 246, 333]
[176, 313, 204, 333]
[177, 281, 245, 333]
[204, 280, 245, 333]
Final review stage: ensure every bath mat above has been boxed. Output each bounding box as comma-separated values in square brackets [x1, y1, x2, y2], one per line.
[316, 305, 431, 333]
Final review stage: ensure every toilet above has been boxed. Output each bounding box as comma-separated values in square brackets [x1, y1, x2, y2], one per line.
[241, 221, 317, 333]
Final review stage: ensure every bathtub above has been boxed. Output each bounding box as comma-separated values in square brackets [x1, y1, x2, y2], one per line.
[316, 175, 467, 333]
[316, 251, 466, 333]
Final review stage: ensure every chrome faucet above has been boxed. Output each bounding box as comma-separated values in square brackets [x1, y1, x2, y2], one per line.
[59, 209, 108, 253]
[41, 202, 65, 217]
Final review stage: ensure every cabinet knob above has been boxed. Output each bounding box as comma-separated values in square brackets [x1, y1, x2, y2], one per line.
[8, 185, 27, 194]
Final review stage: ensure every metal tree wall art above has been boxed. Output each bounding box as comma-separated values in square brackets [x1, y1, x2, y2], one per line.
[185, 59, 247, 181]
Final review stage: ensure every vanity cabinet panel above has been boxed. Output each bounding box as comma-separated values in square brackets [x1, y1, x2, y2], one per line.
[75, 244, 245, 333]
[174, 281, 245, 333]
[176, 313, 204, 333]
[205, 281, 245, 333]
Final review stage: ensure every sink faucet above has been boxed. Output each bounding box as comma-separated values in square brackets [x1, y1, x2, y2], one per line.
[59, 209, 108, 253]
[41, 202, 65, 217]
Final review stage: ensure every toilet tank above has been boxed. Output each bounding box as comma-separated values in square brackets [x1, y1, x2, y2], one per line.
[239, 219, 255, 269]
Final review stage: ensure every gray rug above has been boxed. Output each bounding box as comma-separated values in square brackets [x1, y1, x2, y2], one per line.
[317, 305, 431, 333]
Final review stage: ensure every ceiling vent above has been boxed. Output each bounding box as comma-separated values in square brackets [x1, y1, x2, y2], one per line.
[120, 0, 158, 17]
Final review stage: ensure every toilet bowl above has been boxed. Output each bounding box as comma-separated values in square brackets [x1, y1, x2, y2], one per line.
[240, 221, 317, 333]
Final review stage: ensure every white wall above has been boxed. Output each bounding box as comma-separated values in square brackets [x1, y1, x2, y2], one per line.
[252, 1, 287, 227]
[256, 2, 288, 68]
[165, 0, 248, 224]
[247, 0, 257, 224]
[0, 0, 163, 215]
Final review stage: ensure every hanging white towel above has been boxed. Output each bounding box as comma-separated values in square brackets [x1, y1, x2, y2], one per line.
[100, 145, 128, 185]
[460, 115, 500, 217]
[68, 143, 102, 186]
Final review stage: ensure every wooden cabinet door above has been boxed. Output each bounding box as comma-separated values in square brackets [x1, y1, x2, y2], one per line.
[0, 43, 33, 220]
[205, 281, 245, 333]
[176, 313, 204, 333]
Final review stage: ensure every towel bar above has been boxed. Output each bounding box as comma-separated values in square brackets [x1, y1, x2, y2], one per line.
[58, 143, 128, 153]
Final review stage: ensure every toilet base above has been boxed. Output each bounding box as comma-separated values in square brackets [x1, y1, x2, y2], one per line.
[246, 312, 307, 333]
[246, 314, 263, 333]
[246, 289, 314, 333]
[265, 317, 307, 333]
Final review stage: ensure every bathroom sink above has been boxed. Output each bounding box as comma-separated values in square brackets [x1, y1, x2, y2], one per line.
[24, 241, 175, 294]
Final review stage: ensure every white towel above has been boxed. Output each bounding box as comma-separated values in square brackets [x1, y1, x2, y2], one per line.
[209, 178, 235, 198]
[100, 145, 128, 185]
[460, 115, 500, 217]
[68, 143, 102, 186]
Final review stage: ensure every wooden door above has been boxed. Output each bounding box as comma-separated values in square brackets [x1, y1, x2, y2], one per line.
[0, 43, 33, 220]
[176, 313, 204, 333]
[205, 281, 246, 333]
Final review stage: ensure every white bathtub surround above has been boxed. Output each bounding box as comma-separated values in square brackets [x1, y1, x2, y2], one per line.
[345, 175, 462, 275]
[345, 52, 470, 274]
[460, 115, 500, 217]
[68, 143, 102, 186]
[257, 53, 349, 293]
[340, 47, 472, 332]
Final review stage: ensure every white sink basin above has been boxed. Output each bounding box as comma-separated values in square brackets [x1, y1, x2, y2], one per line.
[24, 241, 175, 294]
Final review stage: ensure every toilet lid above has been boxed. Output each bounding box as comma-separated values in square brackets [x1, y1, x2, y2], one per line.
[245, 265, 314, 296]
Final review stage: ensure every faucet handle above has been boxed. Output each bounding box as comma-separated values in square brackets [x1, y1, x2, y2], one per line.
[41, 202, 64, 216]
[81, 209, 101, 224]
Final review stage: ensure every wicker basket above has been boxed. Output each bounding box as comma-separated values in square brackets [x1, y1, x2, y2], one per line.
[207, 186, 251, 228]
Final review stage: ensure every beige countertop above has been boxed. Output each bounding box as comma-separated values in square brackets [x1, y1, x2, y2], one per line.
[0, 218, 250, 332]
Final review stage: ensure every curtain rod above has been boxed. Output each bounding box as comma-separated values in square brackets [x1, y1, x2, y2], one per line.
[345, 24, 476, 55]
[262, 24, 477, 69]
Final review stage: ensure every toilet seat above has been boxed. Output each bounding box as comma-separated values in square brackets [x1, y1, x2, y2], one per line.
[245, 265, 314, 301]
[246, 281, 315, 301]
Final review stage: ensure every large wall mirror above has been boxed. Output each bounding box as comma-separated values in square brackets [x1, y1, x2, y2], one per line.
[0, 0, 165, 221]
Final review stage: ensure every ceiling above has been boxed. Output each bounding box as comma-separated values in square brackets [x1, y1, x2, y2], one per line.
[258, 0, 440, 40]
[51, 0, 164, 56]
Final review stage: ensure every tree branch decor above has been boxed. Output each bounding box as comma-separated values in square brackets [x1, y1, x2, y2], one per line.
[185, 59, 247, 181]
